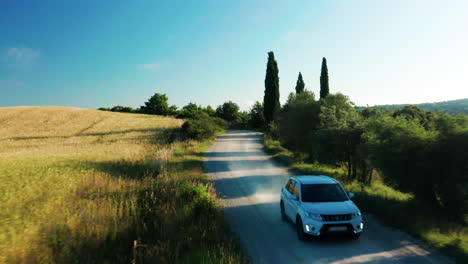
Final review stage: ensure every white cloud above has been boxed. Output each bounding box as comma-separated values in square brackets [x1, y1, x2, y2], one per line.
[3, 47, 40, 67]
[137, 62, 161, 71]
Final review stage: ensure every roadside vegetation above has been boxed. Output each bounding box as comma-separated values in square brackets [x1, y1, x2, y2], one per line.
[0, 106, 242, 263]
[98, 90, 265, 131]
[363, 98, 468, 115]
[259, 52, 467, 262]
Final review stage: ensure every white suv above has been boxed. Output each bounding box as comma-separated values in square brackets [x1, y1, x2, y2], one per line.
[280, 175, 363, 240]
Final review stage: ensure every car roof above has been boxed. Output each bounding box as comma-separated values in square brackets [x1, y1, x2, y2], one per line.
[291, 175, 338, 184]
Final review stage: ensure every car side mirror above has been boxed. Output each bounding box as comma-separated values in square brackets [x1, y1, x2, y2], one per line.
[348, 192, 355, 199]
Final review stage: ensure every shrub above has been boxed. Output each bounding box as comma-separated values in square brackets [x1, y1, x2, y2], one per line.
[276, 91, 320, 153]
[211, 117, 229, 129]
[215, 101, 241, 123]
[177, 102, 204, 119]
[110, 105, 135, 113]
[248, 101, 265, 129]
[181, 114, 224, 140]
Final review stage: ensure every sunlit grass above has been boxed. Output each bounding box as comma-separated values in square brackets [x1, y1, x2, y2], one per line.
[0, 106, 242, 263]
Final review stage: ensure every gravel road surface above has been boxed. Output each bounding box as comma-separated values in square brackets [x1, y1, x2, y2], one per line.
[204, 130, 453, 264]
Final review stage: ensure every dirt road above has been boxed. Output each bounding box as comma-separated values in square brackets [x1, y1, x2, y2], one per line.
[204, 131, 452, 264]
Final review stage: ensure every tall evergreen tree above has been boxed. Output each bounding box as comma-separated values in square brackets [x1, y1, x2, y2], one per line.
[263, 51, 280, 124]
[320, 57, 329, 99]
[295, 72, 305, 94]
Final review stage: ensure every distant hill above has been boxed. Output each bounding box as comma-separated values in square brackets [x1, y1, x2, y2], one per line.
[360, 98, 468, 115]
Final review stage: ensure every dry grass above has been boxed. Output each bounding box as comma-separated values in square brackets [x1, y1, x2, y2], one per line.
[0, 106, 242, 263]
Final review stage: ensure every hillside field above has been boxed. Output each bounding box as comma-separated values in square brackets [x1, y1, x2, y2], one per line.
[0, 107, 241, 263]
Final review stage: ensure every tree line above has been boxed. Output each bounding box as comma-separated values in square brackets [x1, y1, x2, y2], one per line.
[99, 94, 264, 131]
[260, 51, 467, 220]
[99, 51, 467, 219]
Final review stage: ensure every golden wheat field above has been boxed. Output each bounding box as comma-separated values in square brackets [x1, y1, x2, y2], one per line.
[0, 106, 232, 263]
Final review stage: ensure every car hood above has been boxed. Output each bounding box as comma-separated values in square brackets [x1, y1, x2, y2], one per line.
[301, 200, 359, 215]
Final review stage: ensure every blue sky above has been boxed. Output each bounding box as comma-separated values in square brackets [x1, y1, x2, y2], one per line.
[1, 0, 467, 110]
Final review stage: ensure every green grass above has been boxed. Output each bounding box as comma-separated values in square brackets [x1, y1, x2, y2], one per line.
[263, 134, 467, 263]
[0, 106, 243, 263]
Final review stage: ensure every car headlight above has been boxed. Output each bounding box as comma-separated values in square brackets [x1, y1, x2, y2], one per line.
[351, 211, 362, 218]
[304, 211, 323, 221]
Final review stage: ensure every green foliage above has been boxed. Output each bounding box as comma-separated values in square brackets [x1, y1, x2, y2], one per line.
[424, 130, 468, 217]
[277, 91, 319, 155]
[181, 113, 225, 141]
[211, 117, 229, 129]
[265, 134, 467, 263]
[204, 105, 216, 117]
[263, 135, 296, 165]
[178, 102, 205, 119]
[263, 51, 280, 125]
[319, 57, 329, 99]
[231, 111, 250, 129]
[308, 93, 371, 181]
[248, 101, 265, 129]
[140, 93, 170, 115]
[362, 115, 437, 191]
[274, 88, 467, 219]
[318, 93, 359, 129]
[168, 105, 179, 116]
[360, 107, 380, 118]
[295, 72, 305, 94]
[361, 114, 468, 218]
[98, 106, 136, 113]
[361, 98, 468, 115]
[392, 105, 435, 129]
[110, 105, 135, 113]
[215, 101, 240, 123]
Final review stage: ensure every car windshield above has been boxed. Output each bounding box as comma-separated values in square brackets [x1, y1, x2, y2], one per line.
[301, 183, 349, 202]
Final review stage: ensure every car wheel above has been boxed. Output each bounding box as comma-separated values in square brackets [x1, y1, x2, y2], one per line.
[350, 232, 361, 240]
[296, 217, 307, 241]
[280, 201, 287, 222]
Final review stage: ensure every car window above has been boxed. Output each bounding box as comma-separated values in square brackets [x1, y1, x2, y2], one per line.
[301, 184, 348, 202]
[285, 180, 294, 194]
[292, 181, 300, 196]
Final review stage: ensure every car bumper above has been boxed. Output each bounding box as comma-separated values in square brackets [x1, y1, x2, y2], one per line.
[302, 217, 364, 236]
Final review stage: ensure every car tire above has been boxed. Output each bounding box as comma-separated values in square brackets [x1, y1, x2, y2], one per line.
[280, 201, 287, 222]
[296, 217, 307, 241]
[350, 232, 361, 240]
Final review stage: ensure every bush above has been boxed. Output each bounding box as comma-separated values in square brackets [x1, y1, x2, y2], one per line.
[216, 101, 240, 123]
[276, 91, 320, 154]
[181, 114, 224, 140]
[110, 105, 135, 113]
[248, 101, 265, 129]
[211, 117, 229, 129]
[177, 102, 204, 119]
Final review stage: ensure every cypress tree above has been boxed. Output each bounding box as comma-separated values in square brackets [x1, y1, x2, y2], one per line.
[263, 51, 280, 124]
[320, 57, 329, 99]
[295, 72, 305, 94]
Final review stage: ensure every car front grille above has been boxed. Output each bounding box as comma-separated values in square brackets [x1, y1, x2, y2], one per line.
[321, 214, 352, 222]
